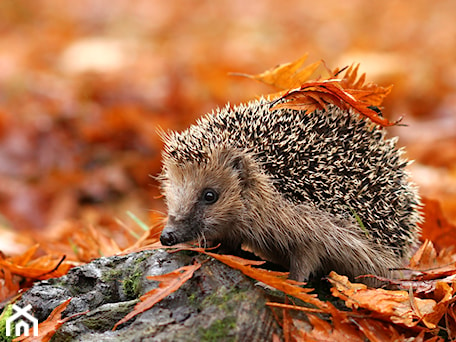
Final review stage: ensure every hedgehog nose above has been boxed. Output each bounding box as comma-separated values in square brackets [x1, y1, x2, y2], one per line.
[160, 229, 177, 246]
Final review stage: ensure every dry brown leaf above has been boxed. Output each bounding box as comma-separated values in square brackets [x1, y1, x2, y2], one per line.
[273, 80, 399, 127]
[0, 248, 72, 280]
[299, 311, 365, 342]
[13, 298, 86, 342]
[200, 250, 325, 309]
[335, 64, 393, 107]
[234, 54, 324, 90]
[447, 301, 456, 340]
[113, 262, 201, 330]
[0, 267, 20, 304]
[420, 198, 456, 250]
[351, 317, 408, 342]
[328, 271, 437, 328]
[420, 281, 454, 329]
[408, 240, 456, 280]
[237, 54, 395, 126]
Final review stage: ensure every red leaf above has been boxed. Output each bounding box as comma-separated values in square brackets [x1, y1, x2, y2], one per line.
[273, 80, 400, 127]
[113, 262, 201, 330]
[13, 298, 86, 342]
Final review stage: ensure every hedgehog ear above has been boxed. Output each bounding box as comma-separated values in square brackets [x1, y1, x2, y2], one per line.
[230, 154, 251, 186]
[217, 148, 251, 186]
[231, 155, 243, 172]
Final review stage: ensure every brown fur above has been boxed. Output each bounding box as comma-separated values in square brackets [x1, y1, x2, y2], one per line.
[160, 148, 404, 284]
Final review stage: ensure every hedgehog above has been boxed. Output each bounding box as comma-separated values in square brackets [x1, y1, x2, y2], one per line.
[159, 98, 422, 284]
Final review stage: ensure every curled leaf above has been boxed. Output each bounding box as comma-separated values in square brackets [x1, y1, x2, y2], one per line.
[328, 271, 437, 328]
[272, 80, 400, 127]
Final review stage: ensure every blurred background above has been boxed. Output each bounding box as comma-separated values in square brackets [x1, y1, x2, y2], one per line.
[0, 0, 455, 253]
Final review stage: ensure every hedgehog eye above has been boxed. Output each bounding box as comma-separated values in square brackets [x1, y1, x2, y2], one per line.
[202, 188, 218, 204]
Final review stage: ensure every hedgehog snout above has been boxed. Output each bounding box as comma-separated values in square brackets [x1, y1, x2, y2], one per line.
[160, 229, 178, 246]
[160, 214, 178, 245]
[160, 214, 199, 246]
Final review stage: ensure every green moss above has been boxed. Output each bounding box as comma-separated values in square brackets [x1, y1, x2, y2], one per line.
[122, 270, 143, 298]
[82, 302, 136, 331]
[0, 305, 14, 342]
[188, 293, 198, 306]
[132, 253, 151, 265]
[190, 286, 249, 341]
[102, 253, 156, 299]
[101, 268, 123, 283]
[200, 316, 236, 342]
[201, 286, 247, 311]
[82, 316, 111, 331]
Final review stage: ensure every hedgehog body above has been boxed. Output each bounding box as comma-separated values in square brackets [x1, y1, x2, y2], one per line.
[159, 99, 422, 283]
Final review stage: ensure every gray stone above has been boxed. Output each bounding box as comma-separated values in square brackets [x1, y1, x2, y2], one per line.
[16, 249, 282, 341]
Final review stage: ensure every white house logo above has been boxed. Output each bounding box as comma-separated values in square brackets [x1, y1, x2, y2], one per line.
[6, 304, 39, 337]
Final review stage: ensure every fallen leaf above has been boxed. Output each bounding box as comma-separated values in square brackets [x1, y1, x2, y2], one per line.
[202, 250, 325, 309]
[447, 301, 456, 340]
[0, 251, 72, 280]
[0, 267, 20, 304]
[13, 298, 86, 342]
[113, 262, 201, 330]
[408, 240, 456, 280]
[299, 311, 365, 342]
[351, 317, 407, 342]
[328, 272, 437, 328]
[421, 281, 454, 329]
[420, 198, 456, 250]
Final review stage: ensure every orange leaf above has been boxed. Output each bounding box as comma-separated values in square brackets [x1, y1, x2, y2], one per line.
[0, 267, 20, 303]
[336, 64, 393, 107]
[201, 251, 325, 309]
[123, 212, 166, 252]
[155, 246, 326, 309]
[237, 54, 395, 126]
[328, 271, 437, 328]
[421, 281, 454, 329]
[0, 245, 76, 302]
[299, 311, 365, 342]
[87, 225, 122, 257]
[273, 80, 399, 127]
[408, 240, 456, 280]
[234, 54, 324, 90]
[113, 262, 201, 330]
[279, 301, 367, 341]
[0, 253, 71, 280]
[351, 317, 407, 342]
[13, 298, 85, 342]
[420, 197, 456, 250]
[282, 298, 293, 342]
[7, 245, 40, 266]
[447, 302, 456, 340]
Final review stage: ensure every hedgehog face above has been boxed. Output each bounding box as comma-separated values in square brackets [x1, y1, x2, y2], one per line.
[160, 149, 247, 247]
